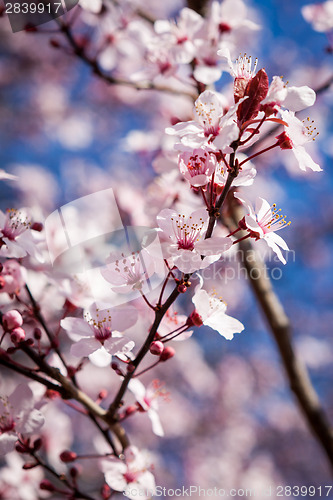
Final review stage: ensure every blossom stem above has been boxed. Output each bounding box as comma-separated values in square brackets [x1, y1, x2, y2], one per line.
[157, 270, 175, 306]
[134, 360, 161, 378]
[24, 284, 73, 379]
[232, 234, 251, 244]
[140, 292, 156, 311]
[162, 326, 190, 343]
[238, 142, 279, 167]
[29, 449, 96, 500]
[200, 188, 210, 209]
[239, 116, 266, 145]
[159, 323, 187, 341]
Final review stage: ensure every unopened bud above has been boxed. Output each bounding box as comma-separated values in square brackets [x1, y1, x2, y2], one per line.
[11, 327, 26, 344]
[70, 466, 79, 478]
[126, 363, 135, 374]
[187, 310, 203, 327]
[33, 438, 43, 452]
[15, 442, 28, 453]
[50, 38, 60, 48]
[160, 346, 175, 361]
[23, 462, 38, 469]
[67, 365, 77, 378]
[101, 484, 112, 499]
[60, 450, 77, 463]
[3, 310, 23, 331]
[34, 327, 42, 340]
[150, 341, 164, 356]
[125, 405, 137, 416]
[0, 276, 5, 289]
[98, 389, 108, 400]
[40, 480, 56, 492]
[31, 222, 43, 232]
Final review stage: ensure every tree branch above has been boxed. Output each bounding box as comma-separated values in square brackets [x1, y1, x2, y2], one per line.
[227, 202, 333, 471]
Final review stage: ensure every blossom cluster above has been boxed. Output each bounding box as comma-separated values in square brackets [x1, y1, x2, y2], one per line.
[0, 0, 326, 498]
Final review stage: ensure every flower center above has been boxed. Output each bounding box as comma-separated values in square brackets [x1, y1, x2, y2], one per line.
[2, 209, 30, 240]
[257, 203, 291, 233]
[186, 155, 207, 177]
[123, 470, 139, 484]
[114, 253, 144, 288]
[234, 54, 258, 80]
[84, 310, 113, 345]
[171, 214, 205, 250]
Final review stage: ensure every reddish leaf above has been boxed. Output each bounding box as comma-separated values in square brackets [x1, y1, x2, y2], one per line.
[237, 69, 269, 124]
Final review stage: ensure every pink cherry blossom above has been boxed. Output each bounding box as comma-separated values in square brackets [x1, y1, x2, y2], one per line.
[101, 446, 156, 500]
[234, 193, 290, 265]
[101, 250, 156, 294]
[154, 7, 204, 65]
[61, 302, 137, 367]
[276, 109, 322, 172]
[157, 207, 232, 273]
[302, 1, 333, 32]
[0, 209, 42, 261]
[215, 153, 256, 188]
[0, 260, 27, 295]
[128, 378, 166, 436]
[262, 76, 316, 112]
[191, 278, 244, 339]
[166, 90, 241, 150]
[178, 148, 217, 187]
[0, 385, 44, 455]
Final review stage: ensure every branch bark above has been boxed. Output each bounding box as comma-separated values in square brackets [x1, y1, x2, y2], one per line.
[227, 202, 333, 471]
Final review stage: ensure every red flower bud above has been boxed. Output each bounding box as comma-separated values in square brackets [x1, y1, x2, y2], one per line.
[10, 327, 26, 344]
[60, 450, 77, 463]
[40, 480, 56, 492]
[3, 310, 23, 331]
[160, 346, 175, 361]
[150, 341, 164, 356]
[187, 310, 203, 327]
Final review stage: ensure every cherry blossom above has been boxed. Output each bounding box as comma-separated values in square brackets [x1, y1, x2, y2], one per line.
[234, 194, 290, 265]
[215, 153, 256, 188]
[157, 207, 232, 273]
[191, 278, 244, 339]
[101, 249, 156, 294]
[101, 446, 156, 500]
[0, 260, 26, 295]
[178, 147, 216, 187]
[154, 7, 204, 65]
[276, 109, 322, 172]
[166, 90, 241, 150]
[262, 76, 316, 113]
[0, 209, 42, 260]
[79, 0, 102, 13]
[61, 302, 137, 367]
[128, 379, 165, 436]
[302, 1, 333, 32]
[0, 385, 44, 455]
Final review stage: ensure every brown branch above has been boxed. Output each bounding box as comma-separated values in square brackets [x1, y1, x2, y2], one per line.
[186, 0, 210, 16]
[53, 18, 196, 99]
[20, 344, 129, 450]
[227, 202, 333, 471]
